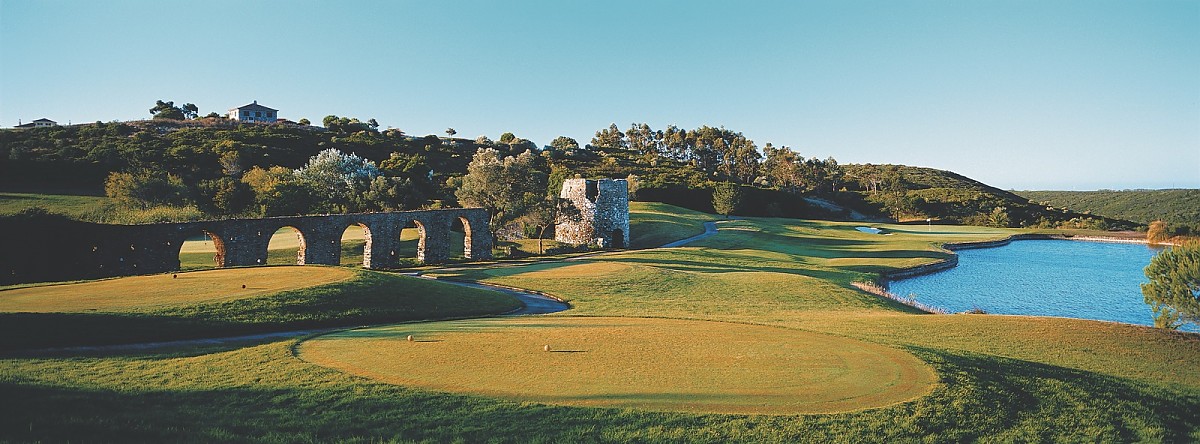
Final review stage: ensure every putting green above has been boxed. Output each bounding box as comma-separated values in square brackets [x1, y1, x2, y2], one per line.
[299, 316, 937, 415]
[0, 267, 355, 313]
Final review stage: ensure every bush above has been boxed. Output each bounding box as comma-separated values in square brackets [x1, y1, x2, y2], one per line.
[104, 170, 191, 209]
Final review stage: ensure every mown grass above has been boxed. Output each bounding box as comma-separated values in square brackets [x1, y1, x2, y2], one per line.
[0, 267, 355, 312]
[0, 267, 520, 351]
[1, 339, 1194, 442]
[299, 316, 936, 415]
[1, 204, 1197, 442]
[627, 201, 713, 248]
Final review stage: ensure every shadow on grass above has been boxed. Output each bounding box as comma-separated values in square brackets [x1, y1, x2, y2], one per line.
[1, 345, 1196, 442]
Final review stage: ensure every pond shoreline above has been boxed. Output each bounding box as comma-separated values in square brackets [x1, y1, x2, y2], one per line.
[871, 232, 1162, 314]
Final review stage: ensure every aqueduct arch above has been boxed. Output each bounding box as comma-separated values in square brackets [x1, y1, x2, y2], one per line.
[0, 208, 493, 285]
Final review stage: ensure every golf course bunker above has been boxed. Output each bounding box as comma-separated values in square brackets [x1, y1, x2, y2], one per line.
[0, 267, 355, 313]
[299, 317, 937, 415]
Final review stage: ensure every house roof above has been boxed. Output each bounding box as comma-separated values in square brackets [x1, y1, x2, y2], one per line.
[229, 100, 277, 112]
[31, 118, 56, 123]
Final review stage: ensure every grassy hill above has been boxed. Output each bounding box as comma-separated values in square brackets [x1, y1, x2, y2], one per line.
[1017, 189, 1200, 234]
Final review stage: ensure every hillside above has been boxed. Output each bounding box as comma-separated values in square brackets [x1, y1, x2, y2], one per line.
[1017, 189, 1200, 234]
[0, 120, 1133, 230]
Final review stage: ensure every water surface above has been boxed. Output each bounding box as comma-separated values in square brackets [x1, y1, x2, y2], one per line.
[886, 240, 1193, 331]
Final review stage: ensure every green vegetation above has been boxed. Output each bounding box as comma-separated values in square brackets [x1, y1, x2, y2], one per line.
[0, 267, 354, 313]
[627, 201, 712, 248]
[1142, 243, 1200, 329]
[0, 204, 1198, 441]
[300, 317, 937, 415]
[0, 267, 520, 350]
[2, 119, 1134, 238]
[711, 182, 743, 218]
[0, 192, 108, 219]
[1019, 189, 1200, 234]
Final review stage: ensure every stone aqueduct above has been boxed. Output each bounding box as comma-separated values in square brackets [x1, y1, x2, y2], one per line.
[4, 209, 492, 283]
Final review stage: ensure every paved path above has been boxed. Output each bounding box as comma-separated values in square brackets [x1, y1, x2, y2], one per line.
[660, 221, 720, 248]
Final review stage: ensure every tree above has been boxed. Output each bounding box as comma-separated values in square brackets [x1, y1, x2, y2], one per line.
[297, 118, 310, 126]
[626, 174, 640, 201]
[499, 132, 517, 145]
[242, 166, 314, 216]
[986, 206, 1011, 228]
[455, 148, 547, 240]
[590, 123, 626, 150]
[149, 100, 197, 120]
[181, 103, 199, 120]
[550, 136, 579, 151]
[712, 182, 742, 219]
[1148, 220, 1170, 245]
[1142, 243, 1200, 330]
[104, 170, 190, 208]
[446, 128, 457, 137]
[293, 148, 383, 213]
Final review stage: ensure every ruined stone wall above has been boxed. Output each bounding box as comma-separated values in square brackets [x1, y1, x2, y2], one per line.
[0, 208, 491, 285]
[555, 178, 630, 248]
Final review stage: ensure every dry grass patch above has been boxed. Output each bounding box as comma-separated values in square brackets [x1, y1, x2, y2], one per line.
[299, 316, 937, 415]
[0, 267, 355, 313]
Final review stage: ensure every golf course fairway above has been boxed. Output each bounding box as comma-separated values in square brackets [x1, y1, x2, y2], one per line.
[0, 266, 355, 312]
[298, 316, 937, 415]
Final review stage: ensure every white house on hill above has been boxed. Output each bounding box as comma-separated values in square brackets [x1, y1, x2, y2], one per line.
[228, 101, 278, 123]
[14, 118, 57, 129]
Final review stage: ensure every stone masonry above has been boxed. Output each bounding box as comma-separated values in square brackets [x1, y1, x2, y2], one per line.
[0, 208, 491, 285]
[555, 178, 630, 248]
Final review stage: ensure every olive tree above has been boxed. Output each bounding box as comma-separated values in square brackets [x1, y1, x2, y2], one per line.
[294, 148, 382, 213]
[455, 148, 547, 240]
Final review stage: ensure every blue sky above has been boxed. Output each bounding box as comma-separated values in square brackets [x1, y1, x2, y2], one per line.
[2, 0, 1197, 190]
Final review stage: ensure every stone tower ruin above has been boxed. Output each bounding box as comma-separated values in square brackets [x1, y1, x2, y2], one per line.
[555, 178, 630, 248]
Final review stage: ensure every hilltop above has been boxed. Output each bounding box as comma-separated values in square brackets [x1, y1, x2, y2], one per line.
[1017, 189, 1199, 235]
[0, 119, 1135, 230]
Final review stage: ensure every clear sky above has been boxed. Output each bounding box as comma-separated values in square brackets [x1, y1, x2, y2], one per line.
[2, 0, 1197, 190]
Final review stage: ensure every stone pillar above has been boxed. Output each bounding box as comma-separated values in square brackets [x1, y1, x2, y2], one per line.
[223, 222, 269, 267]
[463, 209, 493, 260]
[300, 218, 343, 266]
[362, 215, 401, 269]
[418, 214, 451, 264]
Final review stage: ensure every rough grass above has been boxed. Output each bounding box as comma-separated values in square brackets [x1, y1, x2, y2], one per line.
[0, 268, 520, 351]
[1, 204, 1198, 442]
[299, 316, 936, 415]
[0, 192, 108, 219]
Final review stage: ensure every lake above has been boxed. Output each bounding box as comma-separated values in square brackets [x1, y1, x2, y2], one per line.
[886, 239, 1195, 332]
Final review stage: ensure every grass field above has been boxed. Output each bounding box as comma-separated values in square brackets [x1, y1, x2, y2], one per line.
[0, 267, 354, 312]
[1, 204, 1198, 442]
[0, 267, 520, 350]
[627, 201, 714, 248]
[0, 191, 109, 219]
[299, 316, 936, 415]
